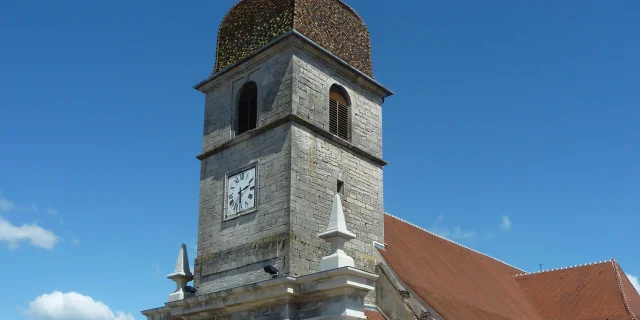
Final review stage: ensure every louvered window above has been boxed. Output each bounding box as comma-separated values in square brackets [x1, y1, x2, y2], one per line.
[237, 82, 258, 135]
[329, 86, 349, 141]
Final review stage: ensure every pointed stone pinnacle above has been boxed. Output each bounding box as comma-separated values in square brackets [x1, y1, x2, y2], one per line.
[319, 194, 356, 271]
[168, 243, 193, 279]
[167, 244, 194, 302]
[319, 194, 356, 240]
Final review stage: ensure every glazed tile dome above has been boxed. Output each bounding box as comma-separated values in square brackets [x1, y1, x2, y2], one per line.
[214, 0, 374, 77]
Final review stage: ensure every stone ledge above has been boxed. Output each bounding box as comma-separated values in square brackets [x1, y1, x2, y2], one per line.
[196, 114, 387, 167]
[194, 32, 393, 99]
[142, 267, 377, 320]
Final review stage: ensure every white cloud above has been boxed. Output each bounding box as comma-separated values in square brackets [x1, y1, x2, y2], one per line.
[25, 291, 135, 320]
[71, 238, 80, 246]
[452, 227, 475, 239]
[429, 225, 450, 238]
[628, 274, 640, 294]
[500, 216, 512, 231]
[0, 196, 16, 213]
[0, 195, 43, 214]
[0, 217, 59, 250]
[46, 207, 59, 215]
[428, 216, 475, 240]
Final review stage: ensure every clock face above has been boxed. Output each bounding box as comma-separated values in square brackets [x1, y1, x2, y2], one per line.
[227, 166, 257, 216]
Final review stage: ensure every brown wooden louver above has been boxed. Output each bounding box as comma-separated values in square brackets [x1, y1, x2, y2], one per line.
[329, 91, 349, 140]
[237, 82, 258, 135]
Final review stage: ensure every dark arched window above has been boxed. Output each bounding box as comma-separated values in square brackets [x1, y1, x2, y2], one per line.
[329, 85, 350, 140]
[237, 82, 258, 135]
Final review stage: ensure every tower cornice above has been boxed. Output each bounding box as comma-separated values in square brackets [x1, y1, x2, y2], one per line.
[196, 113, 388, 167]
[194, 31, 393, 100]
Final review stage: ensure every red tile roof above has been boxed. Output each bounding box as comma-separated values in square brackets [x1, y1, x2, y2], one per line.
[379, 214, 640, 320]
[619, 262, 640, 318]
[380, 214, 543, 320]
[515, 260, 640, 320]
[364, 310, 386, 320]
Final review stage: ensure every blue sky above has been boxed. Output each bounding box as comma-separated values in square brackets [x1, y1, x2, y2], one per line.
[1, 0, 638, 319]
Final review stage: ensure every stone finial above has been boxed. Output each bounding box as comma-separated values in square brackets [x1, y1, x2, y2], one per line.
[318, 194, 356, 271]
[167, 244, 194, 302]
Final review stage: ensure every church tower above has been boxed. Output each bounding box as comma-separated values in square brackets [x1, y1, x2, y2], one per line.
[143, 3, 640, 318]
[193, 0, 393, 295]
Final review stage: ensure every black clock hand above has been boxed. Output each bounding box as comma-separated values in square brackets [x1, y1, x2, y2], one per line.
[238, 188, 243, 210]
[240, 178, 254, 192]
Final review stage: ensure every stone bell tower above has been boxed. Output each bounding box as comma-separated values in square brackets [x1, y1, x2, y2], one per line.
[192, 0, 393, 296]
[142, 1, 393, 319]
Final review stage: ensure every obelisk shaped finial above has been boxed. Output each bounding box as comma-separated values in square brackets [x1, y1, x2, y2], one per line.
[172, 243, 192, 276]
[167, 244, 194, 302]
[318, 194, 356, 271]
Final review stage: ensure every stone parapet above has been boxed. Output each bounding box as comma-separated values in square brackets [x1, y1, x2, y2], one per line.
[142, 267, 377, 320]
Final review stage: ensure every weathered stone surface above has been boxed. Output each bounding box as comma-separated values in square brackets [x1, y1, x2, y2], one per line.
[202, 47, 294, 153]
[143, 267, 377, 320]
[167, 244, 194, 302]
[291, 47, 384, 158]
[195, 37, 385, 298]
[196, 123, 292, 293]
[375, 266, 416, 320]
[374, 254, 445, 320]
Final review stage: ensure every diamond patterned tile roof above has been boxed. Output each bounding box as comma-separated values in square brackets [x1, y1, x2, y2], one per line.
[214, 0, 373, 77]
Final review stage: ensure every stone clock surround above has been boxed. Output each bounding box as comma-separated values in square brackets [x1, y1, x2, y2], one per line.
[194, 33, 391, 296]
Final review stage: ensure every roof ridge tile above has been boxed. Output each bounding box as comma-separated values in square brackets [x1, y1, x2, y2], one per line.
[611, 259, 639, 320]
[384, 212, 523, 272]
[512, 259, 612, 278]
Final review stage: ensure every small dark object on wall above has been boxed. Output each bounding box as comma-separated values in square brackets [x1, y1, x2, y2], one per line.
[263, 265, 279, 278]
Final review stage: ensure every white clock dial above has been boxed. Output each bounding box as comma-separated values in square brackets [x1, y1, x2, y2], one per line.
[227, 167, 257, 216]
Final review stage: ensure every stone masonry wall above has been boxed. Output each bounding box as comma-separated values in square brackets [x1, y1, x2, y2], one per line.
[202, 46, 294, 153]
[289, 124, 384, 277]
[196, 124, 292, 294]
[287, 45, 384, 281]
[202, 302, 297, 320]
[196, 44, 295, 294]
[195, 39, 385, 296]
[291, 46, 383, 158]
[376, 266, 416, 320]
